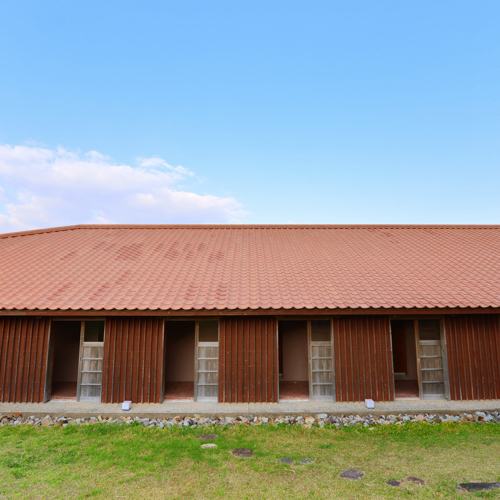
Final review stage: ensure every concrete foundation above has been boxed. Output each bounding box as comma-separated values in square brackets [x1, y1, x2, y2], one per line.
[2, 399, 500, 419]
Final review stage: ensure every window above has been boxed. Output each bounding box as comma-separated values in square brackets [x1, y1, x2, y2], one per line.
[84, 321, 105, 342]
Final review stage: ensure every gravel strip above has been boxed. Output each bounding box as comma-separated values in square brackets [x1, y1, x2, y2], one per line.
[1, 411, 499, 428]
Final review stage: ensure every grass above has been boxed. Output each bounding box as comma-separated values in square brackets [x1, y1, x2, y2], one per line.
[1, 422, 500, 499]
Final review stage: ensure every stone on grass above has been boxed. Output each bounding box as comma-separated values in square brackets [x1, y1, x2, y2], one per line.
[279, 457, 294, 464]
[299, 458, 314, 465]
[458, 482, 500, 492]
[196, 434, 218, 440]
[201, 443, 217, 449]
[231, 448, 254, 458]
[386, 480, 401, 487]
[339, 468, 364, 480]
[405, 476, 425, 486]
[41, 417, 53, 427]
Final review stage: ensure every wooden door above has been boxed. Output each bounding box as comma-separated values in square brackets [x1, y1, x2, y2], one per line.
[416, 319, 448, 400]
[195, 321, 219, 402]
[309, 320, 335, 401]
[77, 321, 105, 402]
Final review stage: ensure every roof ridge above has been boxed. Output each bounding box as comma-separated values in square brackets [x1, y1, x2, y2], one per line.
[0, 224, 87, 239]
[1, 223, 500, 239]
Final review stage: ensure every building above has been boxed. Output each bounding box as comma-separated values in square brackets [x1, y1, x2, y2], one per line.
[0, 224, 499, 405]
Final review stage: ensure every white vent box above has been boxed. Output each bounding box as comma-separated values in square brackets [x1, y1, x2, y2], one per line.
[365, 399, 374, 409]
[122, 401, 132, 411]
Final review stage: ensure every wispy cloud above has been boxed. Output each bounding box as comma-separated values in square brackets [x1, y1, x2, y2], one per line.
[0, 144, 246, 232]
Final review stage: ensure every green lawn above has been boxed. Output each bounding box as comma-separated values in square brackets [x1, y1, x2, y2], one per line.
[1, 422, 500, 499]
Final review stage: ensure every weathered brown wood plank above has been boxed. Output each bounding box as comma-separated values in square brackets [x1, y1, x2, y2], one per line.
[0, 317, 50, 403]
[102, 317, 164, 403]
[218, 317, 277, 403]
[446, 315, 500, 401]
[333, 316, 392, 402]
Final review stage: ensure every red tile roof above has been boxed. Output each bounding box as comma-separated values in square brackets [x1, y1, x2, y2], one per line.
[0, 225, 499, 312]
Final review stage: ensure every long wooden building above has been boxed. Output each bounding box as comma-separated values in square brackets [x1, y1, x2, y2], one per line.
[0, 224, 499, 405]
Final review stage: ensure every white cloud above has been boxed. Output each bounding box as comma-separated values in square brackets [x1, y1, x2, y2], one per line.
[0, 144, 246, 233]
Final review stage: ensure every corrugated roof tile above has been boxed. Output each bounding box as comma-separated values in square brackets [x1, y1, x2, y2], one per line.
[0, 224, 499, 311]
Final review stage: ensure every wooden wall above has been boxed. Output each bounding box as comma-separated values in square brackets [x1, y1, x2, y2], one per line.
[219, 316, 278, 403]
[102, 317, 164, 403]
[0, 317, 51, 403]
[445, 315, 500, 400]
[334, 316, 394, 402]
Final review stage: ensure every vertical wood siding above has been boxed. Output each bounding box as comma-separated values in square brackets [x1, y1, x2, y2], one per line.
[333, 316, 394, 402]
[102, 317, 164, 403]
[445, 315, 500, 400]
[0, 317, 51, 403]
[219, 317, 278, 403]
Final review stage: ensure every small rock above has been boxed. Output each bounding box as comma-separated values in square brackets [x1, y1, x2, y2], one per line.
[196, 434, 218, 440]
[279, 457, 294, 464]
[340, 468, 364, 480]
[316, 414, 328, 419]
[41, 417, 53, 427]
[458, 482, 500, 492]
[299, 458, 314, 465]
[231, 448, 254, 458]
[405, 476, 425, 486]
[415, 414, 425, 421]
[201, 443, 217, 449]
[386, 480, 401, 487]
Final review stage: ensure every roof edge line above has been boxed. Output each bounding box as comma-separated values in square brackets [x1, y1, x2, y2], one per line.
[0, 306, 498, 314]
[1, 223, 500, 239]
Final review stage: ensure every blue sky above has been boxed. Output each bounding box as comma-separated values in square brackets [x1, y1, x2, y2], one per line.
[0, 1, 498, 230]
